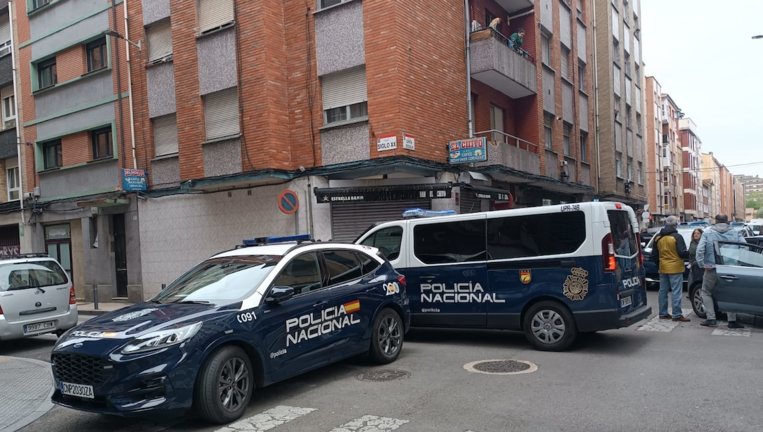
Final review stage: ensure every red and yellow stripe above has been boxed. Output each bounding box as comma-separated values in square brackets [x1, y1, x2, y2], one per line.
[343, 300, 360, 314]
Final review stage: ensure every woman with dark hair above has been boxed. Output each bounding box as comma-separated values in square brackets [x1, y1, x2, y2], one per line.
[689, 228, 704, 280]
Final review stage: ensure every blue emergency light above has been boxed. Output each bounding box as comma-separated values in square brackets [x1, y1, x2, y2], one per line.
[729, 222, 744, 227]
[242, 234, 312, 246]
[402, 208, 457, 219]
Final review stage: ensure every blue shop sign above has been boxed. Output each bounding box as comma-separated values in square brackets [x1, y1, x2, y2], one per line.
[122, 169, 147, 191]
[448, 137, 487, 164]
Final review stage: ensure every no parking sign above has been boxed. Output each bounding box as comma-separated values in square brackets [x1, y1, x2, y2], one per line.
[278, 190, 300, 215]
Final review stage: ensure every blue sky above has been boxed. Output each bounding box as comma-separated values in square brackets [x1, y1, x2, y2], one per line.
[641, 0, 763, 177]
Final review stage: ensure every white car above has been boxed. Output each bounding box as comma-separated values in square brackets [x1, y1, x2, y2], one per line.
[0, 253, 78, 341]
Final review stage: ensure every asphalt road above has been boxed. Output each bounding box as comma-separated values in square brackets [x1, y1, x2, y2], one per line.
[6, 292, 763, 432]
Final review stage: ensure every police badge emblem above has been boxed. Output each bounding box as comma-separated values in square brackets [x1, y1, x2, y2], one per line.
[563, 268, 589, 301]
[520, 270, 532, 284]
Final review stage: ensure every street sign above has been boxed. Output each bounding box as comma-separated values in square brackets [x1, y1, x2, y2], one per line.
[122, 169, 147, 192]
[278, 190, 299, 215]
[448, 137, 487, 164]
[403, 133, 415, 150]
[377, 134, 397, 152]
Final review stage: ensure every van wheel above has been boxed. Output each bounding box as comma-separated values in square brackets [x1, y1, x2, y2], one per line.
[523, 301, 577, 352]
[368, 308, 404, 364]
[195, 346, 253, 424]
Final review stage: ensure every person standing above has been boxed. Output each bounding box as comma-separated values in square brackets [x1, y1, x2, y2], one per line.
[688, 228, 704, 283]
[650, 216, 690, 322]
[696, 214, 747, 329]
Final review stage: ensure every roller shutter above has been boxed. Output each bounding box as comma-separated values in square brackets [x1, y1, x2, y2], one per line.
[0, 16, 9, 45]
[153, 114, 178, 156]
[331, 200, 431, 243]
[321, 67, 367, 110]
[198, 0, 234, 33]
[204, 88, 240, 140]
[147, 19, 173, 61]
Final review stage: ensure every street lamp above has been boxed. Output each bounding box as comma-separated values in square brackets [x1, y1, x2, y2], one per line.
[753, 35, 763, 40]
[103, 30, 142, 52]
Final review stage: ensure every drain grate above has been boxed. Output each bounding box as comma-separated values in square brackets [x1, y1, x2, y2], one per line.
[357, 369, 411, 382]
[464, 359, 538, 376]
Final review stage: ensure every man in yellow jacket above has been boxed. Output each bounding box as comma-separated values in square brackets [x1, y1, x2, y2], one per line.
[650, 216, 691, 322]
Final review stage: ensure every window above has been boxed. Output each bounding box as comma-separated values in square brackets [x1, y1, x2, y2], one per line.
[717, 243, 763, 268]
[613, 39, 621, 64]
[626, 106, 632, 129]
[198, 0, 234, 33]
[86, 39, 107, 72]
[1, 86, 15, 130]
[323, 250, 363, 286]
[320, 0, 342, 8]
[490, 105, 505, 144]
[607, 210, 637, 260]
[38, 58, 57, 90]
[638, 162, 643, 184]
[356, 252, 381, 275]
[0, 40, 11, 58]
[91, 128, 113, 159]
[612, 8, 619, 39]
[413, 220, 487, 265]
[272, 252, 323, 295]
[32, 0, 50, 10]
[153, 114, 179, 157]
[561, 46, 570, 80]
[0, 260, 68, 292]
[321, 67, 368, 126]
[624, 53, 631, 77]
[563, 124, 571, 156]
[541, 34, 550, 65]
[43, 140, 62, 169]
[544, 113, 554, 150]
[616, 152, 622, 177]
[580, 132, 588, 162]
[6, 166, 19, 201]
[487, 211, 586, 260]
[147, 20, 173, 62]
[578, 63, 585, 89]
[627, 159, 633, 181]
[203, 87, 240, 140]
[636, 114, 642, 132]
[361, 226, 403, 261]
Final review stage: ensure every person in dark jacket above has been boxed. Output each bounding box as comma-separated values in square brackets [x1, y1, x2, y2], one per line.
[688, 228, 703, 282]
[651, 216, 690, 322]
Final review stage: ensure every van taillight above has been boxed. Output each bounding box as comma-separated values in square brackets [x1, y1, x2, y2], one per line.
[602, 233, 616, 272]
[69, 286, 76, 305]
[397, 275, 407, 287]
[0, 302, 3, 315]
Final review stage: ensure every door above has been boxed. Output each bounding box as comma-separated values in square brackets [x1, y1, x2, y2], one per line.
[714, 242, 763, 315]
[45, 224, 72, 282]
[262, 252, 337, 382]
[113, 214, 128, 298]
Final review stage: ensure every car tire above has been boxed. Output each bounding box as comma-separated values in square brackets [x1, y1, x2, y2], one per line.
[368, 308, 404, 364]
[690, 284, 707, 319]
[195, 346, 254, 425]
[523, 301, 578, 352]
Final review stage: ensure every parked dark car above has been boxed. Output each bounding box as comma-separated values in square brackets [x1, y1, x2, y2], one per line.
[643, 228, 693, 289]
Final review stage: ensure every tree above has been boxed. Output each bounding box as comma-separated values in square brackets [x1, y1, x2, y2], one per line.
[746, 191, 763, 210]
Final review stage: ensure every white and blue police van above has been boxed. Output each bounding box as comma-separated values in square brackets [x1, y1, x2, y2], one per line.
[355, 202, 651, 351]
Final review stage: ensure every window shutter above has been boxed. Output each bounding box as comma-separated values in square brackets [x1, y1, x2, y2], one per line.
[561, 50, 569, 80]
[204, 88, 240, 140]
[147, 20, 173, 61]
[321, 67, 367, 110]
[1, 85, 12, 100]
[199, 0, 234, 33]
[0, 17, 9, 44]
[153, 114, 178, 156]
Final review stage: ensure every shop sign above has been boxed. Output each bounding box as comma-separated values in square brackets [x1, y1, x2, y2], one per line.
[315, 184, 452, 203]
[377, 134, 397, 152]
[45, 224, 71, 240]
[0, 245, 20, 257]
[403, 134, 415, 151]
[122, 169, 147, 192]
[449, 138, 487, 164]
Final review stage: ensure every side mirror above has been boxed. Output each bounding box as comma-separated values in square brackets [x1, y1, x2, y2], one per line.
[641, 242, 646, 248]
[266, 286, 295, 304]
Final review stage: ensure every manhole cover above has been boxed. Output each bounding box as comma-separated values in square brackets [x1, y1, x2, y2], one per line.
[463, 359, 538, 376]
[357, 369, 411, 382]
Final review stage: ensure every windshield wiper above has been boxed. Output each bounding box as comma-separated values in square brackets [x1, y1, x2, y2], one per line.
[175, 300, 211, 305]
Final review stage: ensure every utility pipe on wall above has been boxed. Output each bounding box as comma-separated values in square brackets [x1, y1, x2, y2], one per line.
[464, 0, 474, 138]
[123, 0, 138, 169]
[8, 2, 24, 227]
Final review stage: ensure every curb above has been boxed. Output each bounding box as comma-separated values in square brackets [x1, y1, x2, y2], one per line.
[0, 356, 55, 432]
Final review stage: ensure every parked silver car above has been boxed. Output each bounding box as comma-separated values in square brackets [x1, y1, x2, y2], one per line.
[0, 254, 78, 341]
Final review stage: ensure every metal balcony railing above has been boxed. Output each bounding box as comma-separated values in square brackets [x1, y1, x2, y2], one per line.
[475, 130, 539, 153]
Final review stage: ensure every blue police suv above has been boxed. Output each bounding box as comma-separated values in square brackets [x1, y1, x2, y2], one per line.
[51, 236, 410, 424]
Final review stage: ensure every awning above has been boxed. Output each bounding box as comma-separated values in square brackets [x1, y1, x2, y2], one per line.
[314, 183, 452, 203]
[461, 184, 512, 201]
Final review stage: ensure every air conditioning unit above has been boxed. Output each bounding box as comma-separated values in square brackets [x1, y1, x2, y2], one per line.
[4, 118, 15, 130]
[0, 45, 10, 57]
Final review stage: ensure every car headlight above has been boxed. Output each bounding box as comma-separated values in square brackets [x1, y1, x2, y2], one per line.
[121, 322, 203, 355]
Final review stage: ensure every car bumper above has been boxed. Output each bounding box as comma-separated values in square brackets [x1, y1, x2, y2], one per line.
[575, 305, 652, 332]
[0, 305, 79, 340]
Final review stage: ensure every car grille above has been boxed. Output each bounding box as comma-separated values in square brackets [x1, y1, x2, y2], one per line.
[52, 354, 114, 387]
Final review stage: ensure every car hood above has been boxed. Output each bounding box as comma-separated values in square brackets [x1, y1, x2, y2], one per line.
[54, 302, 238, 357]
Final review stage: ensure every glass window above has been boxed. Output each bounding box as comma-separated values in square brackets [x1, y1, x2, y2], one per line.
[563, 124, 571, 156]
[718, 244, 763, 268]
[38, 58, 57, 90]
[361, 226, 403, 261]
[87, 39, 107, 72]
[272, 252, 323, 295]
[544, 114, 553, 150]
[320, 0, 342, 8]
[413, 220, 487, 265]
[490, 105, 505, 144]
[6, 167, 19, 201]
[356, 252, 381, 275]
[2, 93, 15, 127]
[580, 132, 588, 162]
[578, 64, 585, 88]
[326, 106, 347, 124]
[487, 212, 586, 260]
[323, 249, 362, 286]
[32, 0, 50, 9]
[92, 128, 113, 159]
[541, 34, 550, 65]
[43, 140, 62, 169]
[349, 101, 368, 118]
[607, 210, 637, 258]
[0, 261, 68, 291]
[153, 256, 281, 303]
[0, 40, 12, 57]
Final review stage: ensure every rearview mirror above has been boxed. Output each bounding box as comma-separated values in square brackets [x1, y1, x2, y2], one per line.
[266, 286, 295, 304]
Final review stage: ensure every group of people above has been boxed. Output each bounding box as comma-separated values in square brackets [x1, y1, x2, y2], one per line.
[472, 17, 527, 56]
[651, 214, 746, 329]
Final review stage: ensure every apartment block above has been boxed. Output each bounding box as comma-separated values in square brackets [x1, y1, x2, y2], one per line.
[737, 174, 763, 197]
[593, 0, 647, 209]
[733, 175, 745, 222]
[702, 153, 722, 218]
[644, 76, 662, 221]
[659, 94, 683, 219]
[679, 118, 701, 220]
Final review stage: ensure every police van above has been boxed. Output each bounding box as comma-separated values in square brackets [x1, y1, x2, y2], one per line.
[356, 202, 651, 351]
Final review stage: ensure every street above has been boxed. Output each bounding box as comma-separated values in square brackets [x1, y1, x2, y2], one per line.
[1, 292, 761, 432]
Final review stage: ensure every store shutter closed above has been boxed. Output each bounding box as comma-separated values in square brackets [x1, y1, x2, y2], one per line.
[321, 67, 367, 110]
[204, 88, 240, 140]
[147, 20, 173, 61]
[153, 114, 178, 156]
[331, 200, 431, 243]
[198, 0, 234, 33]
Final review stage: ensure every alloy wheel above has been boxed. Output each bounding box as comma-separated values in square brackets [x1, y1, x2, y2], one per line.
[378, 316, 402, 356]
[531, 310, 566, 344]
[693, 289, 706, 315]
[218, 357, 249, 413]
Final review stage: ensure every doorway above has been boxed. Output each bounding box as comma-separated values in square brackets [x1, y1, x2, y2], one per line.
[113, 214, 128, 298]
[45, 224, 72, 282]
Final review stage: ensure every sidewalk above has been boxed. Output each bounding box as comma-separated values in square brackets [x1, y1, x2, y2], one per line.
[0, 356, 54, 432]
[77, 302, 132, 316]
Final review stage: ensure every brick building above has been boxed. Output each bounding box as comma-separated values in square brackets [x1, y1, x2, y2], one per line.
[644, 76, 662, 222]
[702, 153, 721, 219]
[679, 118, 701, 220]
[658, 94, 683, 219]
[737, 174, 763, 197]
[733, 175, 745, 222]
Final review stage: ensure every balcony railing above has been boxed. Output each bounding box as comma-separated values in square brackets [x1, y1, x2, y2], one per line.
[476, 130, 539, 153]
[474, 130, 541, 175]
[470, 23, 536, 64]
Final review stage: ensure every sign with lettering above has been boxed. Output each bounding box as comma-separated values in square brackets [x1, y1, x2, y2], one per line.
[122, 169, 147, 192]
[377, 134, 397, 152]
[0, 245, 20, 257]
[403, 133, 415, 151]
[448, 137, 487, 164]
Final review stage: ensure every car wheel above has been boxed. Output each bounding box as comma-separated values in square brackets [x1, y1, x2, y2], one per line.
[690, 284, 707, 319]
[524, 301, 578, 352]
[195, 346, 253, 424]
[369, 308, 404, 364]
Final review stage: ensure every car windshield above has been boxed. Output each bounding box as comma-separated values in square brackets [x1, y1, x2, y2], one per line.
[0, 261, 68, 291]
[153, 256, 281, 304]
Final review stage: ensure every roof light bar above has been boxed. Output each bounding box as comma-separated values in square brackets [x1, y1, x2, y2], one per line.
[242, 234, 312, 246]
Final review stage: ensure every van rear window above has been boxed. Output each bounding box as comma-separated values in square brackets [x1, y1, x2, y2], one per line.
[607, 210, 638, 258]
[0, 261, 68, 291]
[487, 211, 586, 259]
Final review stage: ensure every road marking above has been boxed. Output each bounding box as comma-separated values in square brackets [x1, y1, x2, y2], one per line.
[328, 415, 409, 432]
[712, 324, 752, 337]
[216, 406, 316, 432]
[637, 308, 693, 332]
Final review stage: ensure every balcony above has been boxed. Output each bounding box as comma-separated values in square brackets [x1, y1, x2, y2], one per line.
[475, 130, 540, 175]
[494, 0, 534, 14]
[470, 30, 537, 98]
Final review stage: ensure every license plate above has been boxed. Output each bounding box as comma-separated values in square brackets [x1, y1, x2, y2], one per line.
[60, 382, 94, 399]
[24, 321, 55, 334]
[620, 296, 633, 308]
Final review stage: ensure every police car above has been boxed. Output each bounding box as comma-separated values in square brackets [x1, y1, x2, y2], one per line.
[356, 202, 651, 351]
[50, 235, 409, 424]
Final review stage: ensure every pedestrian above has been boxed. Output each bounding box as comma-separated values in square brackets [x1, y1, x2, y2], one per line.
[650, 215, 691, 322]
[688, 228, 703, 282]
[488, 17, 502, 31]
[696, 214, 747, 329]
[509, 28, 525, 49]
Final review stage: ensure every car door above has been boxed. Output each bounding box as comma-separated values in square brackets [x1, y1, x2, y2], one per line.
[714, 242, 763, 315]
[261, 251, 337, 382]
